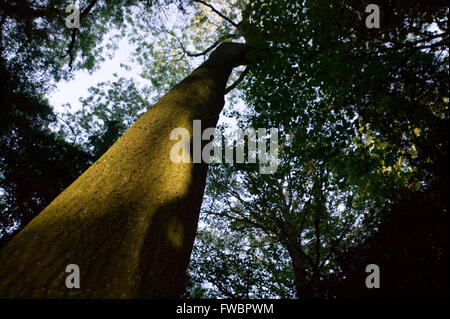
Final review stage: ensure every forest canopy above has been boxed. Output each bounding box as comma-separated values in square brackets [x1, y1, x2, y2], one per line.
[0, 0, 448, 299]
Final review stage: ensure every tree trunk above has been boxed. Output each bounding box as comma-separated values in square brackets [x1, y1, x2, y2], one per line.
[0, 42, 250, 298]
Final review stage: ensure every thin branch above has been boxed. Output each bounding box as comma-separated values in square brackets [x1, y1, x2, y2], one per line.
[207, 276, 240, 299]
[61, 29, 79, 69]
[204, 210, 263, 231]
[56, 115, 78, 144]
[0, 1, 64, 19]
[161, 22, 232, 60]
[187, 38, 223, 57]
[193, 0, 238, 27]
[225, 65, 250, 94]
[204, 209, 281, 244]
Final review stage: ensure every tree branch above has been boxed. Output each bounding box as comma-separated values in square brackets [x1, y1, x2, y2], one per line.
[314, 218, 320, 268]
[61, 0, 99, 69]
[57, 114, 79, 144]
[193, 0, 238, 27]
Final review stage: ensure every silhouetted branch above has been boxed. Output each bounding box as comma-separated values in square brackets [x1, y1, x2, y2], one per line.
[173, 32, 222, 57]
[61, 0, 99, 69]
[225, 65, 249, 94]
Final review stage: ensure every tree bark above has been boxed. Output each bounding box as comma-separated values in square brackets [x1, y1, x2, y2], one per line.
[0, 42, 251, 298]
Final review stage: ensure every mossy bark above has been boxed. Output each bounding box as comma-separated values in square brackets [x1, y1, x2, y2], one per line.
[0, 42, 250, 298]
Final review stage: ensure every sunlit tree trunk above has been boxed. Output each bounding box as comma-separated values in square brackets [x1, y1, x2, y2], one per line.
[0, 42, 250, 298]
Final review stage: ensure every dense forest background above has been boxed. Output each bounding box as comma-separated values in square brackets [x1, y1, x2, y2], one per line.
[0, 0, 448, 298]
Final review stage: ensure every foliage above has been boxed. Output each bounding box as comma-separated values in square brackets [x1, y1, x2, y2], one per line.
[187, 214, 296, 298]
[185, 0, 448, 298]
[242, 0, 448, 200]
[56, 76, 152, 157]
